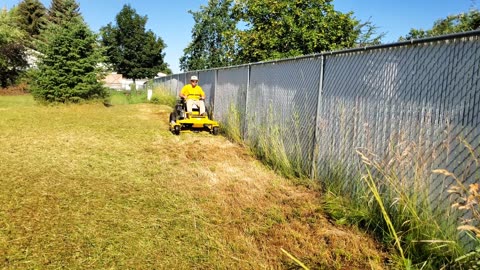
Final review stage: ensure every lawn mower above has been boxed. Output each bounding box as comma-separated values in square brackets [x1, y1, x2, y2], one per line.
[169, 98, 220, 135]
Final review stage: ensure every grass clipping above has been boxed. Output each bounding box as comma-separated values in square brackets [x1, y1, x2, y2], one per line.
[0, 96, 388, 269]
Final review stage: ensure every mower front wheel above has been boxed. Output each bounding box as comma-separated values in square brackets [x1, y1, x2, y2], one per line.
[212, 126, 219, 135]
[173, 125, 181, 135]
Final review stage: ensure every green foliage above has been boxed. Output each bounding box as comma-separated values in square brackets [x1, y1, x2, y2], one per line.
[355, 19, 385, 47]
[48, 0, 81, 25]
[233, 0, 360, 63]
[15, 0, 47, 43]
[108, 89, 147, 105]
[180, 0, 239, 71]
[180, 0, 382, 70]
[149, 86, 176, 107]
[30, 17, 108, 103]
[400, 9, 480, 40]
[0, 8, 28, 87]
[100, 5, 170, 80]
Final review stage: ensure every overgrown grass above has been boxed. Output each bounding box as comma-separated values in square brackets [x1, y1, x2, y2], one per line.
[221, 103, 243, 143]
[149, 85, 176, 107]
[244, 105, 311, 180]
[321, 140, 475, 269]
[107, 89, 148, 105]
[0, 95, 389, 269]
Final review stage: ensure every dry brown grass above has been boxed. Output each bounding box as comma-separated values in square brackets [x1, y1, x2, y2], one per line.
[0, 96, 389, 269]
[0, 83, 29, 96]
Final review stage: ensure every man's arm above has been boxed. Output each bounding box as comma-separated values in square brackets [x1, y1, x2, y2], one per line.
[180, 86, 188, 99]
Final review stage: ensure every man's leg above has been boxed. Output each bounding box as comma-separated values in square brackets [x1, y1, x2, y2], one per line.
[186, 99, 194, 117]
[197, 100, 206, 115]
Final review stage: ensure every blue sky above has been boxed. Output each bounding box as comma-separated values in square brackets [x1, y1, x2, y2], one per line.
[2, 0, 478, 73]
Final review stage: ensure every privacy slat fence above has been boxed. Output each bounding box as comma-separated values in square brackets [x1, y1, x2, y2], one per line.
[154, 31, 480, 245]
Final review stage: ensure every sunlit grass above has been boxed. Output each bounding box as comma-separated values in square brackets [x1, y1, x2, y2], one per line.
[0, 95, 388, 269]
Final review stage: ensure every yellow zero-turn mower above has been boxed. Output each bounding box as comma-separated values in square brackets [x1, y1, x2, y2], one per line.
[169, 99, 220, 135]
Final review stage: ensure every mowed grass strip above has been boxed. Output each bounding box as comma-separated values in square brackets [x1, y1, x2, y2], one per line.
[0, 96, 388, 269]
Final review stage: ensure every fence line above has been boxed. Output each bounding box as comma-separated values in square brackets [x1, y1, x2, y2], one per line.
[154, 31, 480, 244]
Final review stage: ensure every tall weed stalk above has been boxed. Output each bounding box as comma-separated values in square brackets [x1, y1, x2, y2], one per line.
[433, 138, 480, 267]
[322, 139, 464, 269]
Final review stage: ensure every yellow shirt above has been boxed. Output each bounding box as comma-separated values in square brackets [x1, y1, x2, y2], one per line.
[180, 84, 205, 101]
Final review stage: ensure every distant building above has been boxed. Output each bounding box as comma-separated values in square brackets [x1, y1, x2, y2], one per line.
[102, 72, 167, 90]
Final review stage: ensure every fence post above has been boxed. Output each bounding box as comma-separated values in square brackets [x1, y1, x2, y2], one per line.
[213, 69, 218, 119]
[243, 64, 251, 140]
[311, 55, 324, 179]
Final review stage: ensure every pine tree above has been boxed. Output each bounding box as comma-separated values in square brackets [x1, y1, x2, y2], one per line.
[15, 0, 47, 40]
[30, 16, 107, 103]
[48, 0, 80, 25]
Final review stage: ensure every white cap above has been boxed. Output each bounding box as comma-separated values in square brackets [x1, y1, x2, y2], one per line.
[190, 75, 198, 81]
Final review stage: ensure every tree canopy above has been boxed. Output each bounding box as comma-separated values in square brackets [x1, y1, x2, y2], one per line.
[15, 0, 47, 43]
[400, 9, 480, 40]
[180, 0, 238, 71]
[180, 0, 383, 71]
[0, 7, 28, 87]
[234, 0, 360, 63]
[48, 0, 81, 25]
[100, 4, 170, 81]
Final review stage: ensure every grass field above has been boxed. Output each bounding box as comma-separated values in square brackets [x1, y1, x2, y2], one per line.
[0, 95, 389, 269]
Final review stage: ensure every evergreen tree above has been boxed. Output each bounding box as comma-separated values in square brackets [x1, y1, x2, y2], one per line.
[180, 0, 238, 71]
[30, 16, 107, 103]
[48, 0, 81, 25]
[15, 0, 47, 41]
[0, 8, 27, 87]
[101, 4, 169, 81]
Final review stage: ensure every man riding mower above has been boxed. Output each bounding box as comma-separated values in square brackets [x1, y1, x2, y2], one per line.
[169, 76, 220, 135]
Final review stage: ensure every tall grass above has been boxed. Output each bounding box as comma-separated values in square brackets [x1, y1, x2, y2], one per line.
[108, 89, 148, 105]
[433, 138, 480, 267]
[221, 103, 243, 143]
[321, 140, 471, 269]
[106, 86, 176, 107]
[149, 86, 176, 107]
[245, 104, 309, 179]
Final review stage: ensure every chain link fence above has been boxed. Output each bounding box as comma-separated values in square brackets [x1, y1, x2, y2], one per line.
[154, 31, 480, 244]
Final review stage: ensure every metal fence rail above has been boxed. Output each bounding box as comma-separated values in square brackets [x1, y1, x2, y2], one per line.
[154, 31, 480, 243]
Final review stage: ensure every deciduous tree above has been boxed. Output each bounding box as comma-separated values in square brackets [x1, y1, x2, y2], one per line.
[233, 0, 360, 63]
[0, 8, 27, 87]
[180, 0, 238, 71]
[400, 9, 480, 40]
[100, 4, 170, 82]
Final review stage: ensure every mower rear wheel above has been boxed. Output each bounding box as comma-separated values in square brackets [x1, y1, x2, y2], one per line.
[169, 112, 176, 123]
